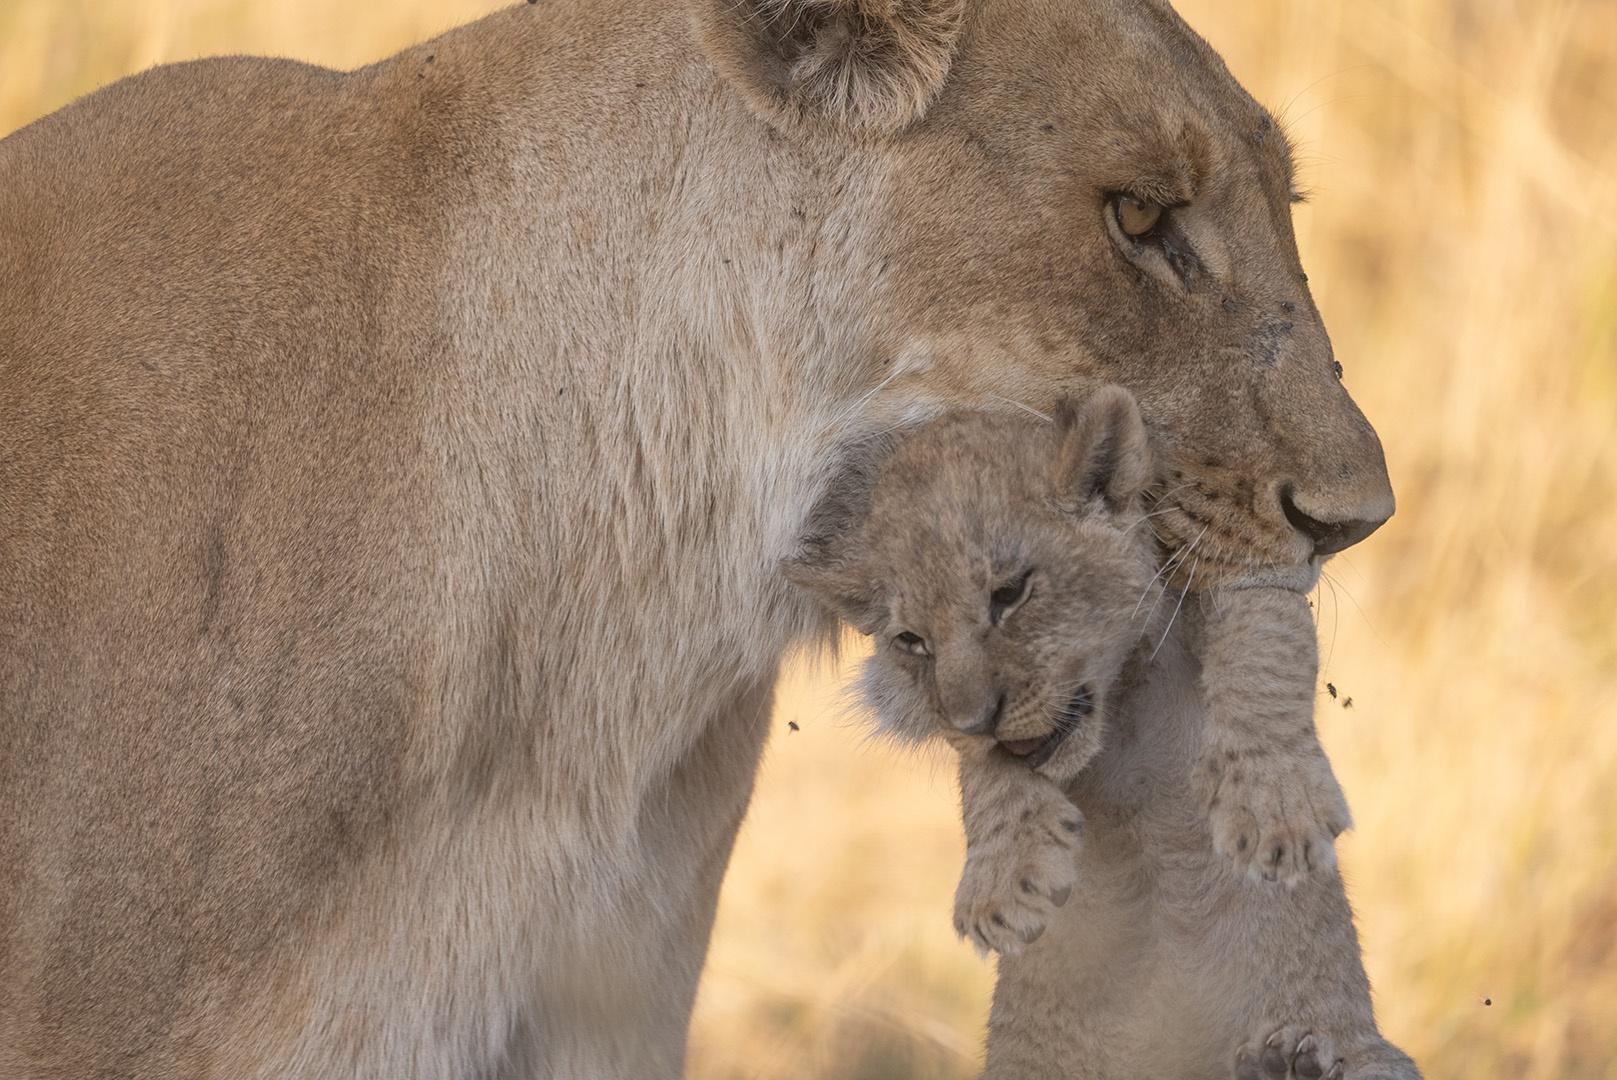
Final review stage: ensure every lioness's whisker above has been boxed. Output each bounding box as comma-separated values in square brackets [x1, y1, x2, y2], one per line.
[1122, 505, 1180, 535]
[986, 393, 1053, 424]
[1135, 524, 1206, 620]
[1150, 557, 1197, 663]
[1133, 538, 1188, 616]
[1319, 569, 1344, 674]
[821, 364, 905, 439]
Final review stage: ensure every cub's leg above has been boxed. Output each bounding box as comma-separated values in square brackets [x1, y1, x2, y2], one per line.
[1214, 870, 1423, 1080]
[951, 738, 1083, 957]
[1188, 783, 1420, 1078]
[980, 618, 1420, 1080]
[1193, 587, 1351, 886]
[1151, 819, 1423, 1080]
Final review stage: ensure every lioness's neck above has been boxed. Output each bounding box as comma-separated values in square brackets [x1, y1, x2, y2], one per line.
[392, 1, 919, 801]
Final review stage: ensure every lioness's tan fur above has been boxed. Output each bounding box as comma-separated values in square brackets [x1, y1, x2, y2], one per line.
[0, 0, 1393, 1075]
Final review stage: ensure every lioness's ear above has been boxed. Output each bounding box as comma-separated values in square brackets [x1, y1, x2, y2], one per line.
[1052, 386, 1153, 515]
[692, 0, 966, 133]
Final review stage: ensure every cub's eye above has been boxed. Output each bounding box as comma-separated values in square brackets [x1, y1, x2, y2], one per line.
[989, 569, 1034, 625]
[1114, 195, 1164, 238]
[892, 631, 930, 657]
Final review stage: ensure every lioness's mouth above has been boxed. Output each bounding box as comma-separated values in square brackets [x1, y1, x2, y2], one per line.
[1000, 686, 1094, 769]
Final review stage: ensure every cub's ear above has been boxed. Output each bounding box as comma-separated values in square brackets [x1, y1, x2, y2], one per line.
[782, 549, 887, 635]
[783, 446, 891, 631]
[691, 0, 966, 133]
[1052, 386, 1154, 515]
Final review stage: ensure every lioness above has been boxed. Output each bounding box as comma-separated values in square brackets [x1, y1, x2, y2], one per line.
[787, 391, 1417, 1077]
[0, 0, 1393, 1075]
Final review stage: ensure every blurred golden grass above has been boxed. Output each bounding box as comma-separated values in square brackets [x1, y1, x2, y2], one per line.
[4, 1, 1614, 1076]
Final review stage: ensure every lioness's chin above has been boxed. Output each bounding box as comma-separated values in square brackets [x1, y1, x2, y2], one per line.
[1156, 539, 1321, 593]
[1216, 559, 1324, 595]
[1150, 494, 1315, 591]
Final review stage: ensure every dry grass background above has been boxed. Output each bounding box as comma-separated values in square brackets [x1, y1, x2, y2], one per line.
[4, 1, 1614, 1076]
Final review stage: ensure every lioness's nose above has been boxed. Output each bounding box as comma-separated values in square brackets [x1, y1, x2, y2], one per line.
[1280, 486, 1392, 556]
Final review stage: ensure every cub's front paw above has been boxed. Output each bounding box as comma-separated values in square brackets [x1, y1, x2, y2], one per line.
[1235, 1028, 1422, 1080]
[1196, 742, 1351, 886]
[953, 781, 1082, 958]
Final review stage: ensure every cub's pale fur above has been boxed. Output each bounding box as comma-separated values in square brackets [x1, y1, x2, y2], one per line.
[984, 607, 1421, 1080]
[0, 0, 1395, 1074]
[790, 390, 1350, 949]
[789, 395, 1414, 1078]
[787, 390, 1160, 954]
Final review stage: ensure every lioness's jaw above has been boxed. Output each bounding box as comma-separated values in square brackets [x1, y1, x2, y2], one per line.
[691, 0, 966, 133]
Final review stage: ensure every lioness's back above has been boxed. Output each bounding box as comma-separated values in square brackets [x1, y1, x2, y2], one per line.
[0, 51, 464, 1074]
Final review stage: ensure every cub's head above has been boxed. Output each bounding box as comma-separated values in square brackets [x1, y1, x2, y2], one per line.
[697, 0, 1395, 587]
[785, 388, 1157, 782]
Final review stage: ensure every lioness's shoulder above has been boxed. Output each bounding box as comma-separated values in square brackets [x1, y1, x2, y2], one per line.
[0, 56, 354, 276]
[1, 54, 343, 161]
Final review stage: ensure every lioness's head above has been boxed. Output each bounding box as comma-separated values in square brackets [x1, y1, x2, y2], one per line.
[786, 389, 1157, 781]
[697, 0, 1394, 586]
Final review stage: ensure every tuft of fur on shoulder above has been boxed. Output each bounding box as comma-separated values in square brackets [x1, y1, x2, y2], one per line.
[695, 0, 965, 133]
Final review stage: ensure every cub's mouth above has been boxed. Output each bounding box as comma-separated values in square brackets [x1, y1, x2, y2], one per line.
[999, 685, 1094, 770]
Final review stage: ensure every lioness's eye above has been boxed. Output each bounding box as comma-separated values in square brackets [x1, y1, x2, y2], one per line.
[989, 569, 1034, 625]
[892, 631, 930, 657]
[1115, 195, 1164, 238]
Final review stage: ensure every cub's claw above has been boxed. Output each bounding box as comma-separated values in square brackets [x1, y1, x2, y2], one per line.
[1235, 1027, 1422, 1080]
[1236, 1027, 1340, 1080]
[953, 787, 1081, 958]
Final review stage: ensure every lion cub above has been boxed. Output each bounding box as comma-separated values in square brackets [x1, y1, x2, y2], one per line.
[787, 387, 1350, 957]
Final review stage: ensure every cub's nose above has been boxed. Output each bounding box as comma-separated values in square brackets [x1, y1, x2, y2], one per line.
[1280, 486, 1392, 556]
[953, 692, 1006, 736]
